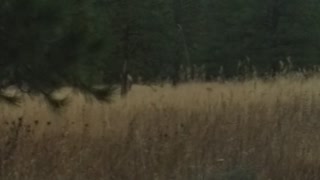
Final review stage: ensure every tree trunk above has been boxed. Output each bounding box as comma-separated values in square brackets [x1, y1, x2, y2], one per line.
[120, 60, 129, 97]
[172, 0, 191, 85]
[121, 22, 130, 97]
[177, 24, 191, 75]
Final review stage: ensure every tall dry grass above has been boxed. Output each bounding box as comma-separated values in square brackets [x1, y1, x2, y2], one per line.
[1, 75, 320, 179]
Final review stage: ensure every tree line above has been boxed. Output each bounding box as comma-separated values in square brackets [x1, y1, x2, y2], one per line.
[1, 0, 320, 101]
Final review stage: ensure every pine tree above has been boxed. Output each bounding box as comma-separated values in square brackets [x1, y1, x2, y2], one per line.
[0, 0, 115, 107]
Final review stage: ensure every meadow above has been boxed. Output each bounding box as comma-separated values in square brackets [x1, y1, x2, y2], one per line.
[1, 75, 320, 180]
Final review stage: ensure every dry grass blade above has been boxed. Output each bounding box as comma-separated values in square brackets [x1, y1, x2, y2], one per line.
[0, 76, 319, 180]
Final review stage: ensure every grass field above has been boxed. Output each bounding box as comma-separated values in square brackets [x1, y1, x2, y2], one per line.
[1, 75, 320, 180]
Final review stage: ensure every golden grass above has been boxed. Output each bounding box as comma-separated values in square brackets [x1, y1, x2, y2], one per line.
[1, 75, 320, 179]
